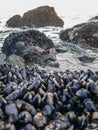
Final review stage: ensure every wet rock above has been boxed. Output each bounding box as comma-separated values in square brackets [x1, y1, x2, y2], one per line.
[33, 112, 47, 128]
[22, 46, 45, 62]
[6, 54, 25, 66]
[6, 6, 64, 28]
[2, 29, 56, 64]
[78, 55, 95, 63]
[55, 45, 67, 53]
[59, 22, 98, 47]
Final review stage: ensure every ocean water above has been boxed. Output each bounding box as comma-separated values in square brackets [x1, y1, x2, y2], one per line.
[0, 11, 98, 71]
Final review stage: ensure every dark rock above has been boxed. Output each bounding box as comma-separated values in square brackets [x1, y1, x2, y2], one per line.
[6, 15, 21, 27]
[6, 6, 64, 28]
[59, 22, 98, 47]
[2, 29, 56, 63]
[78, 55, 95, 63]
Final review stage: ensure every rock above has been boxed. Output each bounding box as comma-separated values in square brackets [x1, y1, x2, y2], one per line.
[78, 55, 95, 63]
[6, 6, 64, 28]
[55, 45, 67, 53]
[59, 22, 98, 47]
[47, 48, 57, 61]
[2, 29, 56, 64]
[6, 15, 21, 27]
[6, 54, 25, 66]
[22, 45, 45, 62]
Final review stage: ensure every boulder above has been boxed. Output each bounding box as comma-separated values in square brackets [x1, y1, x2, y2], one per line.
[60, 22, 98, 47]
[6, 15, 21, 27]
[6, 6, 64, 28]
[2, 29, 56, 64]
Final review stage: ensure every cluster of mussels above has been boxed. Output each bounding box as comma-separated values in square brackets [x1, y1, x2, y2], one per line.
[0, 64, 98, 130]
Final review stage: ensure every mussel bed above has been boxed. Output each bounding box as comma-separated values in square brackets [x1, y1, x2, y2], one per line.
[0, 64, 98, 130]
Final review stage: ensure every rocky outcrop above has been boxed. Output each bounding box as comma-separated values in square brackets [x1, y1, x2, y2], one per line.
[60, 22, 98, 47]
[2, 29, 56, 64]
[6, 6, 64, 28]
[6, 15, 21, 27]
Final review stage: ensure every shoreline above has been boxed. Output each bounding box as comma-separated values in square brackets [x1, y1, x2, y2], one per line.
[0, 63, 98, 129]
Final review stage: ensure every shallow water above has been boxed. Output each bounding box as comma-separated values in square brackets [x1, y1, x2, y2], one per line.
[0, 14, 98, 71]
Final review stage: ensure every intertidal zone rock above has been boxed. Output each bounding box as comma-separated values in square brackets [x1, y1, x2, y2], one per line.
[60, 22, 98, 47]
[6, 6, 64, 28]
[2, 29, 56, 65]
